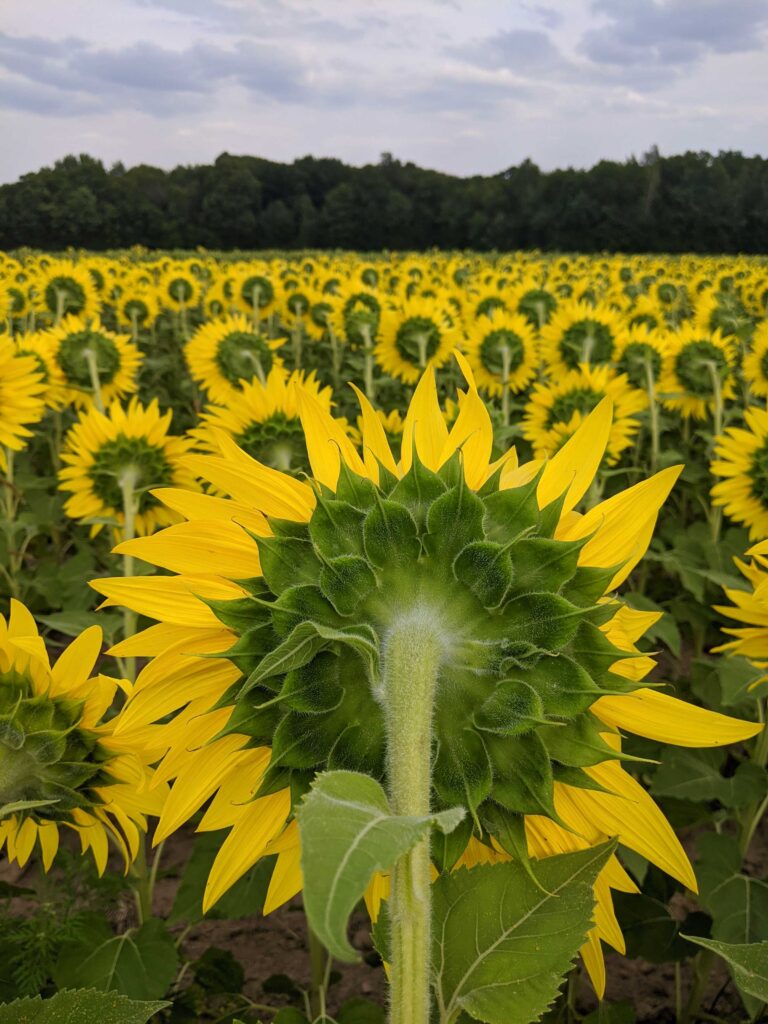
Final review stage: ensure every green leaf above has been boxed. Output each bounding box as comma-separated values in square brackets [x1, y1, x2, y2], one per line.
[697, 833, 768, 945]
[53, 920, 178, 1000]
[169, 831, 273, 924]
[651, 748, 768, 808]
[297, 769, 464, 962]
[432, 841, 616, 1024]
[336, 997, 386, 1023]
[0, 798, 59, 816]
[683, 936, 768, 1003]
[0, 989, 169, 1024]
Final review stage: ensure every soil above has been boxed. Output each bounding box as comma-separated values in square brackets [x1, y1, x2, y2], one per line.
[3, 815, 766, 1022]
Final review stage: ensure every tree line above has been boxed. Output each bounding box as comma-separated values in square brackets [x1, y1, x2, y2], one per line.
[1, 147, 767, 253]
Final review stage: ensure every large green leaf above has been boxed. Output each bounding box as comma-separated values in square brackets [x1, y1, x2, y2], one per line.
[53, 920, 178, 1000]
[432, 841, 615, 1024]
[0, 989, 168, 1024]
[651, 749, 767, 808]
[684, 936, 768, 1003]
[297, 769, 464, 962]
[696, 833, 768, 945]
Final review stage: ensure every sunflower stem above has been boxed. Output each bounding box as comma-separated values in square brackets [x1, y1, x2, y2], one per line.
[361, 324, 376, 402]
[307, 924, 330, 1020]
[292, 320, 303, 371]
[382, 613, 441, 1024]
[83, 347, 105, 414]
[501, 343, 511, 428]
[705, 359, 724, 543]
[251, 285, 261, 332]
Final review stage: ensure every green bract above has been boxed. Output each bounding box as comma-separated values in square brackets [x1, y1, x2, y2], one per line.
[208, 453, 644, 862]
[0, 669, 108, 822]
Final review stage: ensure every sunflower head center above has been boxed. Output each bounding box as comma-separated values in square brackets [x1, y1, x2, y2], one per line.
[44, 276, 86, 316]
[56, 330, 120, 388]
[395, 316, 442, 365]
[88, 435, 173, 513]
[518, 289, 556, 327]
[479, 329, 526, 378]
[616, 343, 660, 387]
[559, 320, 614, 368]
[214, 331, 273, 387]
[236, 413, 307, 475]
[240, 275, 274, 309]
[0, 670, 103, 821]
[547, 387, 603, 428]
[675, 340, 728, 396]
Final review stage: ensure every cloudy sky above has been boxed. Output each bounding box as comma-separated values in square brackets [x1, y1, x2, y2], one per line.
[1, 0, 767, 184]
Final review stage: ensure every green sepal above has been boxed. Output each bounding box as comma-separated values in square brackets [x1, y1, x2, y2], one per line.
[570, 620, 636, 677]
[23, 730, 70, 766]
[270, 709, 340, 769]
[424, 480, 485, 561]
[253, 763, 292, 800]
[204, 596, 265, 634]
[538, 488, 569, 538]
[437, 450, 463, 487]
[327, 722, 386, 776]
[507, 536, 584, 595]
[268, 516, 311, 539]
[270, 584, 341, 635]
[561, 565, 621, 606]
[432, 810, 474, 872]
[504, 593, 588, 650]
[552, 763, 618, 794]
[319, 555, 378, 616]
[309, 498, 365, 558]
[482, 466, 544, 542]
[290, 769, 314, 807]
[280, 653, 345, 714]
[220, 623, 275, 676]
[480, 802, 548, 892]
[473, 680, 546, 736]
[516, 654, 604, 718]
[486, 732, 561, 821]
[434, 727, 492, 818]
[388, 450, 447, 528]
[256, 535, 322, 594]
[238, 622, 329, 697]
[454, 541, 514, 608]
[363, 497, 421, 568]
[539, 713, 626, 768]
[334, 459, 378, 510]
[209, 688, 282, 742]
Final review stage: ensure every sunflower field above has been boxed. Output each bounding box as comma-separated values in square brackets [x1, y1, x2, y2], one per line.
[1, 248, 768, 1024]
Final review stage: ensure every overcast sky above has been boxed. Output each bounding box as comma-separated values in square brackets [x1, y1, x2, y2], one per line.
[1, 0, 767, 184]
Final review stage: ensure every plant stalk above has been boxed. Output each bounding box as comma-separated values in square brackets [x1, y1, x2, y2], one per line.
[119, 466, 140, 682]
[382, 614, 441, 1024]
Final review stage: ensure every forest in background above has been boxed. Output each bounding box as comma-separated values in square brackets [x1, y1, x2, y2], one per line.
[2, 147, 768, 253]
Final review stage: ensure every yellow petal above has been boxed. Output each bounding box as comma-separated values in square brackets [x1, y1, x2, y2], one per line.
[297, 387, 366, 490]
[204, 789, 291, 912]
[50, 624, 102, 694]
[400, 366, 449, 474]
[115, 520, 262, 578]
[593, 689, 763, 747]
[91, 575, 244, 627]
[264, 844, 303, 914]
[349, 383, 398, 480]
[151, 487, 268, 535]
[538, 397, 613, 514]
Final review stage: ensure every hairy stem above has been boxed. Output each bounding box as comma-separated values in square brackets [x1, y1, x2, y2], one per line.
[383, 613, 441, 1024]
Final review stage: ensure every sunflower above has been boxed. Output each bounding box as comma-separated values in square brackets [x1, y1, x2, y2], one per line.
[46, 315, 142, 410]
[0, 337, 46, 472]
[93, 358, 758, 1000]
[626, 294, 666, 333]
[523, 364, 648, 463]
[158, 264, 202, 312]
[328, 283, 382, 349]
[185, 315, 285, 405]
[742, 322, 768, 399]
[376, 294, 460, 383]
[710, 406, 768, 539]
[356, 407, 406, 460]
[0, 600, 165, 873]
[58, 397, 198, 538]
[508, 279, 559, 328]
[230, 264, 277, 322]
[613, 324, 669, 392]
[659, 324, 737, 421]
[114, 278, 160, 335]
[462, 310, 538, 397]
[32, 260, 101, 324]
[540, 300, 625, 374]
[190, 367, 336, 475]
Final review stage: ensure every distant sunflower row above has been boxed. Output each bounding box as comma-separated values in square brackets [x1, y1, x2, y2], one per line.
[1, 247, 768, 544]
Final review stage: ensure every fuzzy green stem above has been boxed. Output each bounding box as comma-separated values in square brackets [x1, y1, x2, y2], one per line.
[292, 320, 303, 370]
[55, 288, 66, 326]
[329, 327, 341, 392]
[307, 925, 330, 1020]
[383, 614, 441, 1024]
[251, 285, 261, 332]
[361, 324, 376, 403]
[83, 347, 105, 413]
